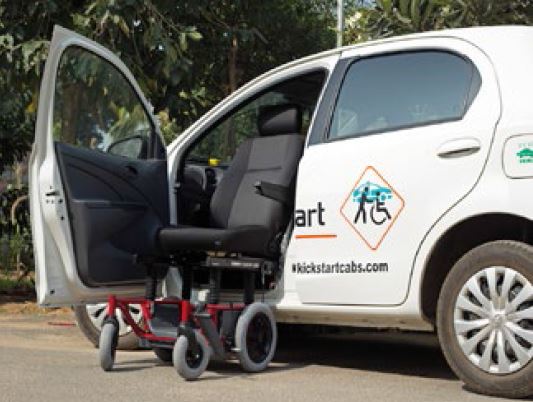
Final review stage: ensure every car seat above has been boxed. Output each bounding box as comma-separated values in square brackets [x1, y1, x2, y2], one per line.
[158, 103, 304, 260]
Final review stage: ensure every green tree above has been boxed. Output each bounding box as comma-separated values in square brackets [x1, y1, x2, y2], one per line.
[182, 0, 336, 97]
[0, 0, 203, 172]
[173, 0, 337, 154]
[345, 0, 533, 43]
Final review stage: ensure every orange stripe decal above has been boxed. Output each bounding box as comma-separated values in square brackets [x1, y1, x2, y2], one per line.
[295, 234, 337, 239]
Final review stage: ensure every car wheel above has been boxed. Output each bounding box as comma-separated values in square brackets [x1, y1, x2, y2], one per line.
[74, 303, 142, 350]
[437, 240, 533, 398]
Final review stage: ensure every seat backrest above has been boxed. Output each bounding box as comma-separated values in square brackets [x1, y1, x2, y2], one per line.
[210, 104, 304, 247]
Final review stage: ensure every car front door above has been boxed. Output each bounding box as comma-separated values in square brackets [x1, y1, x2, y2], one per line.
[286, 37, 501, 305]
[30, 26, 169, 306]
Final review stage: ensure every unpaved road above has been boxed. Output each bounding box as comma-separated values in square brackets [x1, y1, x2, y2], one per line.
[0, 312, 518, 402]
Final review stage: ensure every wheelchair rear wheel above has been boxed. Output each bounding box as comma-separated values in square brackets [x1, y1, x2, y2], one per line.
[235, 302, 277, 372]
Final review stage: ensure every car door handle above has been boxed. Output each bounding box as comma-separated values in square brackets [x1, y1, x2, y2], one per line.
[123, 164, 138, 178]
[437, 138, 481, 158]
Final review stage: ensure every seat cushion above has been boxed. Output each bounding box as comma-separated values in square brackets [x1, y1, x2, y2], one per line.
[158, 225, 274, 257]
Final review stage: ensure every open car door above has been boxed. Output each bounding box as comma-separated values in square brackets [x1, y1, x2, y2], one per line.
[29, 26, 169, 306]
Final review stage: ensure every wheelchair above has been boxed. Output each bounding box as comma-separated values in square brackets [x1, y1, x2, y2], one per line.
[97, 104, 303, 380]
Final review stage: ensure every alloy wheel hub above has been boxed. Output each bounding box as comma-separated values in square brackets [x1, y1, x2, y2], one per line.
[493, 313, 505, 328]
[87, 303, 143, 336]
[453, 266, 533, 374]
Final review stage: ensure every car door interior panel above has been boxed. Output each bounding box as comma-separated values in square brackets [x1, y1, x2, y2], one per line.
[55, 142, 169, 286]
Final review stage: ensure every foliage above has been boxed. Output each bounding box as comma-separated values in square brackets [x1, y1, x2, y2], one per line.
[0, 2, 67, 173]
[177, 0, 336, 96]
[0, 187, 29, 235]
[345, 0, 533, 42]
[0, 275, 34, 293]
[157, 109, 181, 145]
[0, 0, 204, 170]
[171, 0, 337, 158]
[0, 186, 31, 275]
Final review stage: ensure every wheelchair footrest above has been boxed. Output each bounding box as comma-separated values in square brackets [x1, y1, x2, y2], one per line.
[148, 303, 179, 338]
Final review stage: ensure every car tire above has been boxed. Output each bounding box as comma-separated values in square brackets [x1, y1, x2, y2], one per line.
[74, 304, 141, 350]
[437, 240, 533, 398]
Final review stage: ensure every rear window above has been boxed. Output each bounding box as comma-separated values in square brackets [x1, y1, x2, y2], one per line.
[329, 51, 481, 140]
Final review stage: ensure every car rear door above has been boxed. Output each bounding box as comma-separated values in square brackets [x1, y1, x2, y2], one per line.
[29, 26, 169, 306]
[286, 37, 501, 305]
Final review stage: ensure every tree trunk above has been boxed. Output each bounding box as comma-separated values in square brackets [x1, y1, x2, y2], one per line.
[228, 34, 238, 93]
[224, 33, 239, 159]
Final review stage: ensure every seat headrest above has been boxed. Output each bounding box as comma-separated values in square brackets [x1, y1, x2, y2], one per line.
[257, 104, 302, 137]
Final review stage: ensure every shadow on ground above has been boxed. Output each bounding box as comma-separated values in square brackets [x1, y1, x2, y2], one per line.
[274, 331, 456, 381]
[112, 328, 456, 381]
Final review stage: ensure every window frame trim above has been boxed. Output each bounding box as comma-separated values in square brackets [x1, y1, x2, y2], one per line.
[321, 48, 482, 144]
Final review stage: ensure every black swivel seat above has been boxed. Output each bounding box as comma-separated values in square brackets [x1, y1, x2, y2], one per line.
[157, 104, 304, 304]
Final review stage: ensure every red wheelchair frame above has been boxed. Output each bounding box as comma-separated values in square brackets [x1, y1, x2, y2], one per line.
[105, 295, 245, 345]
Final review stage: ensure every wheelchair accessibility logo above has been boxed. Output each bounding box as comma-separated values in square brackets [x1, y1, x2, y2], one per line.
[340, 166, 404, 250]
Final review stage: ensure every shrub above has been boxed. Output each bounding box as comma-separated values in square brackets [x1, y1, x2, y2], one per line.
[0, 186, 32, 277]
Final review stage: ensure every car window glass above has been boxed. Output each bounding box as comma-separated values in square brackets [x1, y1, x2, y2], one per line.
[53, 46, 152, 159]
[329, 51, 479, 140]
[188, 71, 324, 165]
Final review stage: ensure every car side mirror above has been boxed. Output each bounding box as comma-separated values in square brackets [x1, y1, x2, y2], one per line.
[107, 135, 147, 159]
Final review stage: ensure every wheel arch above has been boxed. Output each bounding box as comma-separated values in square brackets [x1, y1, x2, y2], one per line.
[420, 212, 533, 324]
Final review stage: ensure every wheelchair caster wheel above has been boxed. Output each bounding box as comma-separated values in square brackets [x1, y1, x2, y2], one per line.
[173, 331, 210, 380]
[99, 319, 119, 371]
[235, 302, 278, 372]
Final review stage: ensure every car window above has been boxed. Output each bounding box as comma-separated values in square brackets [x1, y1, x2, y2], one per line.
[190, 92, 291, 165]
[53, 46, 152, 159]
[188, 71, 325, 165]
[329, 51, 480, 140]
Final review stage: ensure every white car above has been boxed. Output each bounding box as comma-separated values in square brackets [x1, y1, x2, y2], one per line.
[30, 25, 533, 396]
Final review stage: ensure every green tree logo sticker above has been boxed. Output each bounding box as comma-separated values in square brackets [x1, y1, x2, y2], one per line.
[517, 148, 533, 164]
